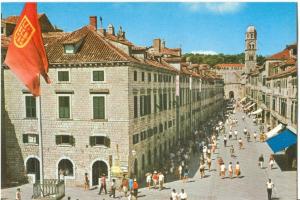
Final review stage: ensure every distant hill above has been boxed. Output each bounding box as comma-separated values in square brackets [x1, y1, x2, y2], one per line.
[183, 53, 265, 67]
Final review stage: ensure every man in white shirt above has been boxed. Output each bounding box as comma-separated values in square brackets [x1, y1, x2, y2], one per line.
[179, 189, 188, 200]
[158, 172, 164, 190]
[266, 179, 274, 200]
[234, 130, 238, 140]
[171, 189, 178, 200]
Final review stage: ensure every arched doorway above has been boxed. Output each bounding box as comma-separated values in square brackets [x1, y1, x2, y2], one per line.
[26, 157, 40, 181]
[58, 159, 74, 180]
[92, 161, 108, 186]
[229, 91, 234, 99]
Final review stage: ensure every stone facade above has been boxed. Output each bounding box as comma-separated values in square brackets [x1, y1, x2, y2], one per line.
[2, 16, 224, 187]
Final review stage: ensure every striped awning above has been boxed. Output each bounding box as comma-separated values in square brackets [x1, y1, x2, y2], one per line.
[251, 108, 263, 115]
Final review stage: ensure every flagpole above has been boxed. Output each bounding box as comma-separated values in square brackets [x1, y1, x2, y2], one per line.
[37, 76, 44, 196]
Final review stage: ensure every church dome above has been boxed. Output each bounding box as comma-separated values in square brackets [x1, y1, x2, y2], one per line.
[247, 26, 256, 32]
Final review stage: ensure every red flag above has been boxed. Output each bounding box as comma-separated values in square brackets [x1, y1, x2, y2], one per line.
[4, 2, 50, 96]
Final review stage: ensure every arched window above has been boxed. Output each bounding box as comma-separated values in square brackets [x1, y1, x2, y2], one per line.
[58, 159, 74, 177]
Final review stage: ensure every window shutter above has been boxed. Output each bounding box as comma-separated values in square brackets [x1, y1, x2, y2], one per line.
[89, 136, 94, 146]
[99, 97, 105, 119]
[55, 135, 60, 145]
[104, 137, 110, 147]
[36, 135, 39, 144]
[71, 136, 75, 146]
[23, 134, 28, 143]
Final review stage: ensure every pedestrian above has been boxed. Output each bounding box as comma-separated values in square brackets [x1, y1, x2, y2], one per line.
[243, 128, 247, 137]
[178, 165, 182, 180]
[146, 173, 152, 190]
[152, 171, 158, 189]
[269, 154, 275, 170]
[220, 163, 226, 179]
[258, 154, 264, 169]
[223, 135, 227, 147]
[199, 161, 205, 178]
[230, 145, 235, 157]
[203, 145, 207, 160]
[246, 132, 251, 142]
[207, 147, 211, 158]
[228, 162, 233, 179]
[234, 130, 238, 140]
[129, 177, 133, 192]
[122, 174, 129, 197]
[235, 161, 240, 177]
[229, 130, 233, 140]
[238, 138, 243, 149]
[98, 174, 107, 195]
[133, 179, 139, 198]
[170, 189, 178, 200]
[183, 167, 189, 183]
[110, 179, 116, 198]
[179, 189, 188, 200]
[84, 173, 89, 191]
[207, 157, 212, 171]
[242, 116, 245, 121]
[16, 188, 21, 200]
[266, 179, 274, 200]
[253, 132, 257, 142]
[158, 172, 164, 190]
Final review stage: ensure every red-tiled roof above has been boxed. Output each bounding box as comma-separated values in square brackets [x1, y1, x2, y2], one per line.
[268, 48, 290, 60]
[161, 47, 181, 57]
[215, 63, 244, 68]
[132, 46, 147, 51]
[46, 26, 136, 64]
[101, 32, 134, 46]
[5, 14, 44, 24]
[163, 57, 182, 62]
[267, 66, 297, 79]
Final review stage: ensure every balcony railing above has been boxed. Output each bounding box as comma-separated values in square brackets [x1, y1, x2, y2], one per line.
[33, 179, 65, 200]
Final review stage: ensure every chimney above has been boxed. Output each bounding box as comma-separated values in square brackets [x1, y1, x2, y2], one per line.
[153, 38, 161, 53]
[99, 28, 106, 36]
[117, 26, 126, 40]
[161, 40, 165, 49]
[89, 16, 97, 31]
[107, 24, 115, 35]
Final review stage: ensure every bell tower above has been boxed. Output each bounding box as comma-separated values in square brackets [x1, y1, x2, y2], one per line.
[245, 25, 257, 74]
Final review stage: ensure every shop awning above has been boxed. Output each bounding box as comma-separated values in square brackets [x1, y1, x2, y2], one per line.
[244, 101, 252, 107]
[266, 123, 284, 139]
[266, 127, 297, 153]
[246, 103, 256, 110]
[239, 97, 247, 103]
[251, 108, 263, 115]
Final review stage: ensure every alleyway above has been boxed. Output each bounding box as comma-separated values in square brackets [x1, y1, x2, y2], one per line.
[2, 110, 296, 200]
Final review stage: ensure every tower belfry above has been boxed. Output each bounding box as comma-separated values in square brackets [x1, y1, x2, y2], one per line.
[245, 25, 257, 74]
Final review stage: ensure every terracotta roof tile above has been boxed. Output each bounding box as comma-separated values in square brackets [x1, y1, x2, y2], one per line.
[161, 47, 181, 57]
[267, 66, 297, 79]
[101, 32, 134, 46]
[5, 14, 44, 24]
[215, 63, 244, 68]
[268, 48, 290, 60]
[46, 26, 135, 64]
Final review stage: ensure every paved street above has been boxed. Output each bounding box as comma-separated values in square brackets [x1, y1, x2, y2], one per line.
[2, 110, 296, 200]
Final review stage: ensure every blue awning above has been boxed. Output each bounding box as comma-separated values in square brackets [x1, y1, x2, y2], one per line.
[266, 128, 297, 153]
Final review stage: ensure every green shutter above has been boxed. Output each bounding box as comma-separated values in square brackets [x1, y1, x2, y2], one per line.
[89, 136, 94, 146]
[59, 96, 70, 118]
[71, 136, 75, 146]
[93, 71, 104, 81]
[25, 96, 36, 118]
[23, 134, 28, 143]
[140, 96, 143, 116]
[93, 96, 105, 119]
[55, 135, 60, 145]
[36, 135, 39, 144]
[104, 137, 110, 147]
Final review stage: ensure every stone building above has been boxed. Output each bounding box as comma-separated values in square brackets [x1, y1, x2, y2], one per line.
[242, 25, 297, 167]
[213, 63, 244, 100]
[2, 16, 224, 186]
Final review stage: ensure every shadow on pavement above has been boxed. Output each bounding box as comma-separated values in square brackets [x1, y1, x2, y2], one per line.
[274, 154, 296, 171]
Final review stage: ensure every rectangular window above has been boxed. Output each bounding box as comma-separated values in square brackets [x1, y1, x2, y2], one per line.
[154, 74, 157, 82]
[89, 136, 110, 147]
[55, 135, 74, 146]
[133, 134, 139, 144]
[134, 96, 138, 118]
[272, 98, 276, 111]
[58, 96, 70, 119]
[148, 73, 151, 82]
[141, 72, 145, 82]
[147, 129, 153, 137]
[168, 120, 172, 128]
[154, 94, 157, 113]
[93, 96, 105, 119]
[58, 70, 69, 82]
[134, 71, 137, 81]
[25, 96, 36, 118]
[140, 96, 144, 116]
[159, 123, 163, 133]
[23, 134, 39, 144]
[92, 71, 104, 82]
[164, 121, 167, 130]
[153, 126, 158, 135]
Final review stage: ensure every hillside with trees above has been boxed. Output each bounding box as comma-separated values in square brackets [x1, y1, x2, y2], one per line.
[183, 53, 265, 67]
